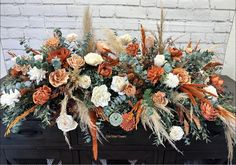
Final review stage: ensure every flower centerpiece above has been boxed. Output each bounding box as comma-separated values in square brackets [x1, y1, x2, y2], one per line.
[0, 7, 235, 163]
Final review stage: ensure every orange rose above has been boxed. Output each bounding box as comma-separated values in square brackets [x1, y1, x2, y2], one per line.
[172, 68, 191, 84]
[49, 68, 69, 87]
[47, 47, 70, 63]
[200, 102, 218, 121]
[33, 85, 51, 105]
[126, 42, 139, 56]
[147, 66, 164, 84]
[66, 54, 85, 69]
[169, 47, 183, 61]
[210, 74, 224, 93]
[96, 41, 110, 54]
[45, 37, 60, 48]
[124, 84, 136, 97]
[97, 62, 112, 77]
[152, 91, 168, 106]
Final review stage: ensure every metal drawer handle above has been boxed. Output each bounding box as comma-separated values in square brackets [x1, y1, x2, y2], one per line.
[17, 129, 42, 137]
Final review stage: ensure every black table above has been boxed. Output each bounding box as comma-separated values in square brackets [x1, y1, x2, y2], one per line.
[0, 76, 235, 164]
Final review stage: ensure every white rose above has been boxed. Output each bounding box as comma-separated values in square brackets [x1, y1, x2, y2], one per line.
[164, 73, 179, 88]
[56, 113, 78, 132]
[84, 53, 104, 66]
[0, 89, 21, 107]
[169, 126, 184, 141]
[78, 75, 91, 89]
[66, 33, 78, 43]
[27, 66, 47, 84]
[91, 85, 111, 107]
[119, 34, 132, 45]
[34, 54, 44, 61]
[204, 85, 218, 101]
[111, 76, 129, 95]
[154, 55, 166, 67]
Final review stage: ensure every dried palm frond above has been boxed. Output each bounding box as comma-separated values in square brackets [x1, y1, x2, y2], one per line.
[157, 8, 165, 54]
[141, 107, 182, 153]
[203, 62, 223, 70]
[89, 111, 98, 160]
[193, 39, 201, 51]
[176, 103, 201, 129]
[140, 24, 147, 56]
[5, 105, 37, 136]
[179, 84, 216, 106]
[104, 29, 125, 55]
[83, 7, 95, 52]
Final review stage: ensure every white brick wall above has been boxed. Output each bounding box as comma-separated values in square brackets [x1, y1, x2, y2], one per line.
[0, 0, 235, 69]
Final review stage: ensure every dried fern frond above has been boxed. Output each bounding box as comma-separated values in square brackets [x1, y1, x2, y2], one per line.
[157, 8, 165, 54]
[83, 7, 95, 52]
[104, 29, 125, 55]
[5, 105, 37, 136]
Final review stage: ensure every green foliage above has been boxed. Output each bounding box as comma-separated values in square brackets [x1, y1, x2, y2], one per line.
[34, 105, 52, 128]
[51, 57, 62, 70]
[104, 95, 129, 117]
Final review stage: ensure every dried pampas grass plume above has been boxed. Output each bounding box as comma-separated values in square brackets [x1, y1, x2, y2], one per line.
[217, 105, 236, 164]
[157, 7, 165, 55]
[141, 107, 182, 154]
[104, 29, 125, 55]
[83, 7, 95, 52]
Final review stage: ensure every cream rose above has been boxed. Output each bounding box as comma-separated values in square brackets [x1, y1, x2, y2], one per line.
[154, 55, 166, 67]
[84, 53, 104, 66]
[111, 76, 129, 95]
[91, 85, 111, 107]
[119, 34, 132, 45]
[66, 33, 78, 43]
[56, 113, 78, 132]
[169, 126, 184, 141]
[78, 75, 91, 89]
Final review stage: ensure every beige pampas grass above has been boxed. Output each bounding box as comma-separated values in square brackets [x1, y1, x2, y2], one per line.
[83, 7, 95, 53]
[217, 105, 236, 164]
[157, 7, 165, 55]
[104, 29, 125, 55]
[141, 107, 182, 153]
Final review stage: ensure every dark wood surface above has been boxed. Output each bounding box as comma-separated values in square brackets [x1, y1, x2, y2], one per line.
[0, 75, 235, 164]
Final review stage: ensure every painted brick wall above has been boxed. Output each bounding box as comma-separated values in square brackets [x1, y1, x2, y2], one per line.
[0, 0, 235, 69]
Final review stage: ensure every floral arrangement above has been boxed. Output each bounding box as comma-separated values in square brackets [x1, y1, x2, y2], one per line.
[0, 7, 235, 163]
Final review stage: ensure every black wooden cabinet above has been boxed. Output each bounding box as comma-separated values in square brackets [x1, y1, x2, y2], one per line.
[0, 76, 235, 164]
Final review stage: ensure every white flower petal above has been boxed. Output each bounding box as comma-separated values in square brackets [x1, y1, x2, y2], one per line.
[169, 126, 184, 141]
[56, 113, 78, 132]
[91, 85, 111, 107]
[84, 53, 104, 66]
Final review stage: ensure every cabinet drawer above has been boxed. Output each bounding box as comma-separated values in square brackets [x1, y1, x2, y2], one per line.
[1, 120, 68, 148]
[3, 149, 74, 164]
